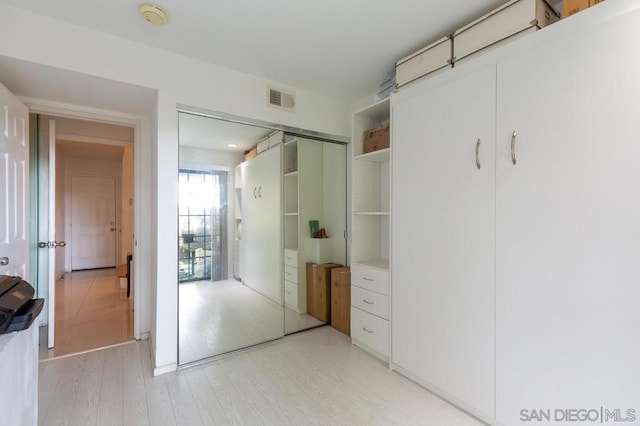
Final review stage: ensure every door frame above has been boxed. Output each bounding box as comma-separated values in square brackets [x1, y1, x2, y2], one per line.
[25, 97, 148, 341]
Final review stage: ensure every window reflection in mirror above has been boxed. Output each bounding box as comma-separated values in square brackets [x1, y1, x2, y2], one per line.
[178, 111, 347, 365]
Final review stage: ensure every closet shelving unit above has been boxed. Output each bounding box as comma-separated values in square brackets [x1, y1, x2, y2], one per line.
[350, 97, 391, 361]
[282, 136, 323, 313]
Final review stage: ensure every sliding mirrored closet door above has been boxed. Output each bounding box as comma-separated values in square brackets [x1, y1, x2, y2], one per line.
[283, 136, 346, 335]
[178, 111, 347, 365]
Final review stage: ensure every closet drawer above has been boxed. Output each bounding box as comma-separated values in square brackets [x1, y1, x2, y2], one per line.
[351, 265, 389, 295]
[284, 280, 298, 307]
[284, 249, 298, 268]
[351, 307, 389, 357]
[284, 265, 298, 283]
[352, 286, 389, 320]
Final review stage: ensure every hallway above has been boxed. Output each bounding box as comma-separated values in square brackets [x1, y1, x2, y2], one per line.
[39, 268, 134, 359]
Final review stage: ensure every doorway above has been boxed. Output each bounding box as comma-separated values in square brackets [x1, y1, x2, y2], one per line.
[37, 115, 135, 359]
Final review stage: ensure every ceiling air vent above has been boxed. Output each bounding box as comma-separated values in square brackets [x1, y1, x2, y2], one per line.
[268, 87, 295, 111]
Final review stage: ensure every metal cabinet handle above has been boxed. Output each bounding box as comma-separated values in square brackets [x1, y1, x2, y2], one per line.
[476, 139, 481, 170]
[56, 241, 66, 248]
[363, 277, 374, 282]
[258, 186, 262, 198]
[0, 257, 8, 266]
[254, 187, 257, 198]
[363, 299, 374, 305]
[362, 327, 374, 334]
[511, 131, 518, 165]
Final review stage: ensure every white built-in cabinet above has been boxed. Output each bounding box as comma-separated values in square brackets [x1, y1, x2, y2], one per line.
[240, 144, 282, 304]
[392, 1, 640, 424]
[283, 136, 323, 313]
[392, 66, 496, 419]
[350, 98, 391, 360]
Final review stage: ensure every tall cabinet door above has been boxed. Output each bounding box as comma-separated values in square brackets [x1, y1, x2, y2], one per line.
[241, 146, 282, 305]
[495, 9, 640, 423]
[392, 66, 496, 418]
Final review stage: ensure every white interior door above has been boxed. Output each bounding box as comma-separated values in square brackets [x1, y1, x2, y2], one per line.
[46, 120, 57, 348]
[0, 82, 29, 278]
[71, 175, 117, 270]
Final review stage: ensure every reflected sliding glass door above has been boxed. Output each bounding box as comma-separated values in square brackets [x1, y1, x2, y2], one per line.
[178, 169, 228, 283]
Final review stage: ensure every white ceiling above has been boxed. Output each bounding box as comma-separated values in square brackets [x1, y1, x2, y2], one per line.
[0, 56, 157, 117]
[179, 113, 272, 153]
[0, 0, 547, 101]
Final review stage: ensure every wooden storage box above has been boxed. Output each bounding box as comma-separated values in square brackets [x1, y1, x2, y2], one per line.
[396, 36, 452, 89]
[306, 262, 342, 323]
[331, 267, 351, 335]
[453, 0, 559, 63]
[243, 147, 257, 162]
[563, 0, 605, 18]
[362, 124, 390, 154]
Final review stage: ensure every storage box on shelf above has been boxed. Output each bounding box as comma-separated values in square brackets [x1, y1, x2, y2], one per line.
[351, 97, 391, 361]
[563, 0, 605, 18]
[396, 36, 452, 89]
[453, 0, 559, 64]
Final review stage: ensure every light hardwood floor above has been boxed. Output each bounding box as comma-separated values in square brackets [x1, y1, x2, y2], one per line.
[179, 279, 322, 364]
[38, 326, 482, 425]
[39, 268, 134, 359]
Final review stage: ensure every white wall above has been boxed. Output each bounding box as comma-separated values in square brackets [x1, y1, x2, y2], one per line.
[0, 3, 351, 373]
[179, 146, 243, 279]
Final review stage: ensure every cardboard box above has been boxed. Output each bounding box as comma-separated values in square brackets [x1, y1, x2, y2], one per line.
[331, 267, 351, 336]
[396, 36, 452, 89]
[306, 262, 342, 323]
[454, 0, 559, 63]
[243, 147, 257, 162]
[563, 0, 604, 18]
[362, 124, 390, 154]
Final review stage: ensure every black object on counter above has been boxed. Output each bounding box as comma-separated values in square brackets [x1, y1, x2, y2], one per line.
[0, 275, 44, 335]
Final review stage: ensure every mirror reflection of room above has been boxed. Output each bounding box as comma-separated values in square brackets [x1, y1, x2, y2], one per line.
[178, 112, 346, 365]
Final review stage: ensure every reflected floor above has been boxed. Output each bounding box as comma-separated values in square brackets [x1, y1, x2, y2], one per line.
[39, 268, 134, 360]
[179, 278, 323, 364]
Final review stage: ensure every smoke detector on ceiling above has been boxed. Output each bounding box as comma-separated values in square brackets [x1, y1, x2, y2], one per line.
[139, 3, 168, 26]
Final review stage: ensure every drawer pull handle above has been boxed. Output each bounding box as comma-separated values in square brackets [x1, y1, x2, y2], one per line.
[362, 327, 374, 334]
[363, 277, 374, 282]
[363, 299, 374, 305]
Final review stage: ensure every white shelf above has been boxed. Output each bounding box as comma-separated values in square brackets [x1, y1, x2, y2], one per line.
[352, 258, 389, 271]
[284, 212, 299, 216]
[284, 171, 299, 178]
[355, 97, 391, 122]
[355, 211, 389, 216]
[355, 148, 390, 163]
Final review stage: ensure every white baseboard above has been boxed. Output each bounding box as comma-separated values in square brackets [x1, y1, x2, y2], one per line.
[153, 363, 177, 376]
